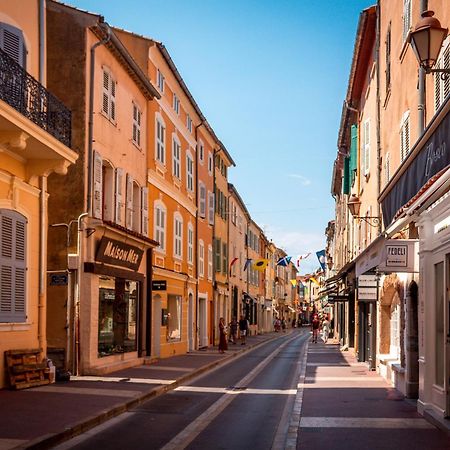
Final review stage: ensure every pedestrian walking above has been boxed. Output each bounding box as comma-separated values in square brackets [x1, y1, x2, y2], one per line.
[239, 315, 249, 345]
[218, 317, 228, 353]
[229, 317, 238, 344]
[321, 316, 330, 343]
[311, 314, 320, 343]
[281, 317, 286, 333]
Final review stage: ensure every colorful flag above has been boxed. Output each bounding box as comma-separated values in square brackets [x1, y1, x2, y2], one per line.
[252, 258, 269, 272]
[244, 258, 252, 271]
[309, 277, 320, 286]
[290, 279, 297, 287]
[276, 256, 292, 267]
[316, 250, 326, 271]
[296, 253, 311, 268]
[229, 257, 239, 275]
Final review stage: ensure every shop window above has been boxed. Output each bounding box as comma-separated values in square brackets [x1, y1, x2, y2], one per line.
[0, 209, 26, 323]
[98, 276, 138, 357]
[390, 300, 400, 358]
[167, 294, 181, 340]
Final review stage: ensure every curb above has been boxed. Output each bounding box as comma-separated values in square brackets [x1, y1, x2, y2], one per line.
[16, 332, 286, 450]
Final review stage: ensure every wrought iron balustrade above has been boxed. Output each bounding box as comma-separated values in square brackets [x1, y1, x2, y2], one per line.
[0, 48, 72, 148]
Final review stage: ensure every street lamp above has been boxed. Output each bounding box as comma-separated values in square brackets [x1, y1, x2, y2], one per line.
[408, 10, 449, 76]
[347, 194, 380, 227]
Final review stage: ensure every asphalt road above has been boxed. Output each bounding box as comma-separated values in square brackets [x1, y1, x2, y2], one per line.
[53, 329, 309, 450]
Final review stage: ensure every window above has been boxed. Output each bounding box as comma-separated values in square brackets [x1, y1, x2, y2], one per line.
[157, 68, 165, 92]
[362, 119, 370, 176]
[154, 202, 166, 252]
[186, 114, 192, 133]
[141, 187, 149, 236]
[402, 0, 412, 42]
[174, 213, 183, 259]
[172, 135, 181, 179]
[102, 68, 116, 122]
[186, 152, 194, 191]
[208, 191, 214, 225]
[214, 238, 221, 272]
[132, 103, 142, 148]
[199, 182, 206, 218]
[101, 159, 115, 222]
[156, 116, 166, 165]
[167, 295, 181, 340]
[0, 209, 26, 323]
[198, 141, 204, 164]
[125, 174, 134, 229]
[132, 181, 141, 233]
[0, 23, 26, 67]
[222, 242, 227, 275]
[208, 245, 213, 280]
[115, 168, 124, 225]
[400, 111, 410, 162]
[385, 23, 391, 95]
[208, 152, 213, 175]
[199, 240, 205, 277]
[434, 41, 450, 111]
[98, 277, 138, 356]
[188, 223, 194, 265]
[173, 93, 180, 114]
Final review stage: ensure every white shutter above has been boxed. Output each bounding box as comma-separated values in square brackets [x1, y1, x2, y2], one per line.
[363, 120, 370, 175]
[126, 174, 133, 229]
[208, 192, 214, 225]
[141, 187, 149, 236]
[0, 24, 25, 67]
[102, 70, 109, 116]
[115, 168, 123, 224]
[110, 76, 116, 121]
[199, 183, 206, 217]
[93, 151, 103, 219]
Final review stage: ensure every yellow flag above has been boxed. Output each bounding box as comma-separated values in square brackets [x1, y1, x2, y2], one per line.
[310, 277, 320, 286]
[252, 258, 269, 272]
[290, 279, 297, 287]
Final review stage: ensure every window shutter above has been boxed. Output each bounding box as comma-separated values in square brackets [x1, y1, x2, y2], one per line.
[222, 242, 227, 275]
[102, 70, 110, 116]
[126, 174, 133, 229]
[141, 187, 149, 236]
[443, 46, 450, 100]
[350, 124, 358, 184]
[0, 210, 26, 323]
[93, 151, 103, 219]
[110, 77, 116, 121]
[115, 168, 123, 224]
[343, 156, 350, 195]
[208, 191, 214, 225]
[364, 120, 370, 175]
[214, 238, 221, 272]
[199, 183, 206, 218]
[0, 23, 25, 67]
[160, 209, 165, 250]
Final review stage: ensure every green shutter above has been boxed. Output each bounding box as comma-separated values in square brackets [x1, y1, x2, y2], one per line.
[350, 124, 358, 185]
[343, 156, 350, 195]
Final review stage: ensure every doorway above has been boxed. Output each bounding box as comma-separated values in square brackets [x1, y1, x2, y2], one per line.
[152, 294, 161, 358]
[188, 292, 194, 352]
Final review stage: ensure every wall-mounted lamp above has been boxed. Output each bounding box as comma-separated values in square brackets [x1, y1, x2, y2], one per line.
[347, 194, 380, 227]
[408, 10, 449, 78]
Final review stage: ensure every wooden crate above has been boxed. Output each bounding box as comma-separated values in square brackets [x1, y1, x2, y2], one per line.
[5, 349, 50, 390]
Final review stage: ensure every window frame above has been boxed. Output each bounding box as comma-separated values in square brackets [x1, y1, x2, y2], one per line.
[186, 151, 194, 192]
[101, 67, 116, 123]
[156, 114, 166, 166]
[132, 102, 142, 149]
[154, 201, 167, 253]
[157, 68, 165, 92]
[173, 212, 183, 260]
[172, 134, 181, 179]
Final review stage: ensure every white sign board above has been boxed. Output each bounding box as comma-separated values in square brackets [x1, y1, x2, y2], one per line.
[357, 274, 378, 301]
[378, 240, 418, 273]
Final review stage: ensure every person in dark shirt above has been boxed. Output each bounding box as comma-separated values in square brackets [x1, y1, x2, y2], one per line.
[311, 315, 320, 343]
[239, 315, 249, 345]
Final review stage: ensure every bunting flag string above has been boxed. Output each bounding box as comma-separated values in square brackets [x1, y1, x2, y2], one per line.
[296, 252, 311, 269]
[276, 256, 292, 267]
[309, 277, 320, 286]
[252, 258, 269, 272]
[290, 279, 297, 287]
[243, 258, 252, 271]
[316, 249, 326, 271]
[229, 257, 239, 275]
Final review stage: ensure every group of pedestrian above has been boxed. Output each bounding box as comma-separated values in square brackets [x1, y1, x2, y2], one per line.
[311, 314, 331, 343]
[218, 315, 250, 353]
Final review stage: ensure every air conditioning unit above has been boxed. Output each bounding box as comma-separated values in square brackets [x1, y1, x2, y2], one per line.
[67, 253, 79, 270]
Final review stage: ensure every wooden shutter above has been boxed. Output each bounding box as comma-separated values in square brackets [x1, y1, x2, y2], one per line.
[350, 124, 358, 185]
[0, 210, 26, 323]
[110, 76, 116, 121]
[115, 168, 123, 224]
[208, 191, 214, 225]
[342, 156, 350, 195]
[102, 70, 110, 116]
[93, 151, 103, 219]
[199, 183, 206, 217]
[0, 23, 25, 67]
[126, 174, 133, 229]
[141, 187, 149, 236]
[364, 120, 370, 175]
[214, 238, 221, 272]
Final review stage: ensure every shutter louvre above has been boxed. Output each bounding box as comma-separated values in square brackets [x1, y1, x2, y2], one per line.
[126, 174, 133, 229]
[93, 151, 103, 219]
[141, 187, 149, 236]
[115, 168, 123, 224]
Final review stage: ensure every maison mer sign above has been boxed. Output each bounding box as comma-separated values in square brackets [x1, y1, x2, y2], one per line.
[96, 237, 143, 271]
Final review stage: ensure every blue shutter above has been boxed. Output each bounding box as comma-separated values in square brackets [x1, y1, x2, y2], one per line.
[0, 210, 26, 323]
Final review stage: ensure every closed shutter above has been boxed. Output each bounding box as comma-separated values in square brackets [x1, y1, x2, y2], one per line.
[126, 174, 133, 229]
[222, 242, 227, 275]
[160, 209, 165, 250]
[93, 151, 103, 219]
[208, 192, 214, 225]
[199, 183, 206, 217]
[0, 210, 26, 323]
[0, 23, 25, 67]
[214, 238, 221, 272]
[141, 187, 149, 236]
[102, 70, 110, 116]
[350, 124, 358, 185]
[115, 168, 123, 224]
[110, 76, 116, 121]
[343, 156, 350, 195]
[363, 120, 370, 175]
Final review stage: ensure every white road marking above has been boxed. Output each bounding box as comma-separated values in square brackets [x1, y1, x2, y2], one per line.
[300, 417, 435, 429]
[304, 376, 385, 382]
[69, 375, 175, 384]
[175, 385, 297, 395]
[160, 334, 302, 450]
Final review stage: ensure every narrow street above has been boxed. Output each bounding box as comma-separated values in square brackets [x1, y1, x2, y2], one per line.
[50, 330, 449, 450]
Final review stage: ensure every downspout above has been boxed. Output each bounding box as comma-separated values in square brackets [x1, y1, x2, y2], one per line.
[87, 23, 110, 216]
[418, 0, 428, 135]
[376, 2, 382, 235]
[212, 148, 218, 344]
[38, 177, 47, 352]
[38, 0, 45, 84]
[145, 248, 152, 357]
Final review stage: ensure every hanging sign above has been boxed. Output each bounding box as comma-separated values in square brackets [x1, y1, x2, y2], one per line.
[96, 237, 144, 271]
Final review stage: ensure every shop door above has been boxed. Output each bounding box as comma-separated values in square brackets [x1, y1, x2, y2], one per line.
[446, 255, 450, 416]
[188, 293, 194, 352]
[153, 295, 161, 358]
[357, 302, 368, 362]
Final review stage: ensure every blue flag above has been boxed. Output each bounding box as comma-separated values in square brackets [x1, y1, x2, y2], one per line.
[316, 250, 326, 271]
[276, 256, 292, 267]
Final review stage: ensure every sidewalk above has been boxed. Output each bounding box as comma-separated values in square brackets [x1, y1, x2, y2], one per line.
[298, 338, 450, 449]
[0, 331, 280, 450]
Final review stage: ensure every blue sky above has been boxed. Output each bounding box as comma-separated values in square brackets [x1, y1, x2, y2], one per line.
[68, 0, 374, 274]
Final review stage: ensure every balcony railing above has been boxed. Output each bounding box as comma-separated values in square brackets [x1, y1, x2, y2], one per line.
[0, 48, 71, 148]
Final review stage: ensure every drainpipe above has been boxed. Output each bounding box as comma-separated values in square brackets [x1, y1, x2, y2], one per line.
[87, 23, 110, 216]
[38, 0, 45, 84]
[38, 176, 48, 352]
[376, 2, 382, 235]
[418, 0, 428, 135]
[212, 148, 219, 344]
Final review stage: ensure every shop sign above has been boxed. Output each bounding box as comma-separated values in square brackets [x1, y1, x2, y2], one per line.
[152, 280, 167, 291]
[358, 274, 378, 301]
[378, 239, 418, 273]
[49, 273, 68, 286]
[328, 294, 349, 302]
[96, 237, 143, 271]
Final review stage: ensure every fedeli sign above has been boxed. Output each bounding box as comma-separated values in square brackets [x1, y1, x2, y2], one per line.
[96, 237, 144, 270]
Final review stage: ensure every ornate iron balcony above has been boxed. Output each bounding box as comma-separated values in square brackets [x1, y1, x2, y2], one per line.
[0, 48, 71, 148]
